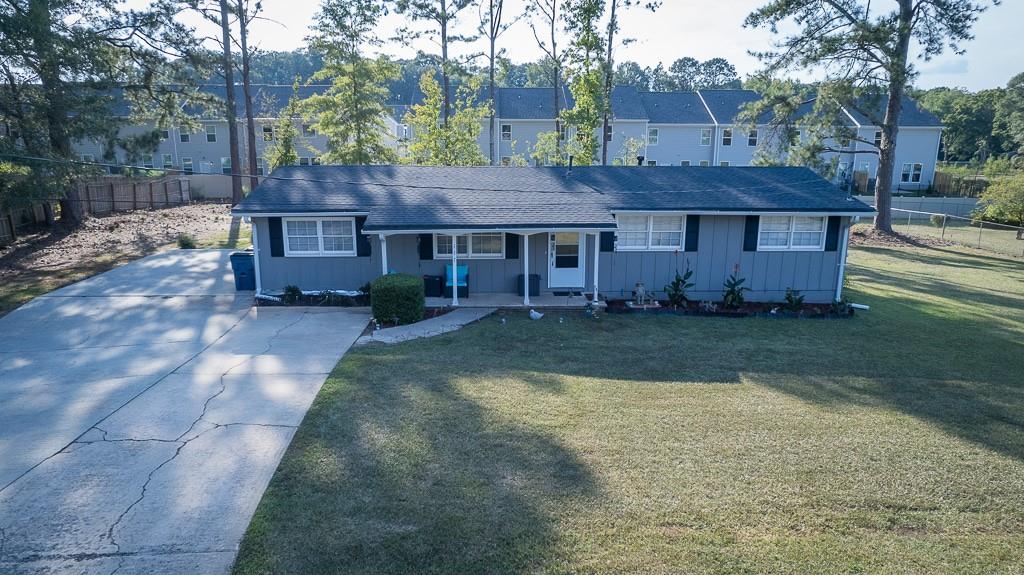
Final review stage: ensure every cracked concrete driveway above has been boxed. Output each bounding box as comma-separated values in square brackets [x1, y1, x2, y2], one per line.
[0, 249, 370, 574]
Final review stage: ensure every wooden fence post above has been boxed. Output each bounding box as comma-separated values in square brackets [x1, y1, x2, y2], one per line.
[132, 182, 138, 211]
[85, 185, 93, 216]
[109, 183, 115, 214]
[149, 182, 154, 209]
[164, 180, 169, 206]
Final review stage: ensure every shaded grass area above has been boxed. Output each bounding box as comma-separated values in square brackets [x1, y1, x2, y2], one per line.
[892, 218, 1024, 258]
[234, 244, 1024, 574]
[190, 217, 251, 249]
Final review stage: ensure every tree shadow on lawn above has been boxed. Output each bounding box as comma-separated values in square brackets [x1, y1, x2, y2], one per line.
[234, 353, 602, 575]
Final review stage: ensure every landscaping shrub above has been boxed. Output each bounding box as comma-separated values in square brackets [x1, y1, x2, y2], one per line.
[784, 287, 805, 312]
[930, 213, 946, 227]
[664, 266, 695, 308]
[282, 284, 302, 305]
[177, 233, 196, 249]
[722, 273, 749, 309]
[371, 273, 424, 325]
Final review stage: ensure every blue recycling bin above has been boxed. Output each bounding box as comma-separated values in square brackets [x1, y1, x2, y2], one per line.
[229, 251, 256, 291]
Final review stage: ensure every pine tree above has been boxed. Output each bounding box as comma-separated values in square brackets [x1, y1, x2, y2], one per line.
[304, 0, 399, 165]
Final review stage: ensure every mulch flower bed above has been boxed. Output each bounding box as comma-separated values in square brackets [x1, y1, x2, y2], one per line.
[255, 291, 370, 307]
[604, 299, 853, 319]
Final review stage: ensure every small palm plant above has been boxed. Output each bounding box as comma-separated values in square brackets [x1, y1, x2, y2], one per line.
[722, 272, 749, 310]
[664, 266, 695, 309]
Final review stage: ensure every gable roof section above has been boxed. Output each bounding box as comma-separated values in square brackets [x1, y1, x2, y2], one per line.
[234, 165, 874, 230]
[695, 89, 766, 124]
[610, 86, 648, 120]
[638, 91, 713, 124]
[842, 94, 942, 127]
[495, 87, 574, 120]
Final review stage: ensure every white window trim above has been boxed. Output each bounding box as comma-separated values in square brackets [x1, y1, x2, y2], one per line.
[720, 161, 730, 167]
[680, 160, 691, 166]
[205, 125, 217, 142]
[433, 233, 506, 259]
[901, 162, 923, 183]
[614, 214, 686, 252]
[722, 128, 733, 146]
[699, 160, 710, 167]
[747, 129, 758, 147]
[647, 127, 659, 146]
[699, 128, 712, 146]
[283, 217, 358, 257]
[756, 216, 827, 252]
[500, 124, 512, 141]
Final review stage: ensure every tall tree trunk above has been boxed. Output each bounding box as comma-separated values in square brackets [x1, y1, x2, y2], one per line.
[237, 0, 258, 190]
[488, 27, 496, 165]
[551, 4, 560, 158]
[219, 0, 243, 204]
[30, 0, 83, 223]
[440, 0, 450, 128]
[600, 0, 617, 166]
[873, 0, 913, 233]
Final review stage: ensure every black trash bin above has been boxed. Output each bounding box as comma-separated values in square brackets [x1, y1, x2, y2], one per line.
[517, 273, 540, 297]
[229, 251, 256, 291]
[422, 274, 443, 298]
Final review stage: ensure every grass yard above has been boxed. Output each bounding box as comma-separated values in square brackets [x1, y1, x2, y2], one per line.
[891, 217, 1024, 258]
[234, 244, 1024, 574]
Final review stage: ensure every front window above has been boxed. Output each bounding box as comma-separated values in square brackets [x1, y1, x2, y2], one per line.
[221, 157, 231, 175]
[874, 130, 882, 148]
[501, 124, 511, 141]
[206, 125, 217, 142]
[901, 162, 923, 183]
[142, 154, 153, 169]
[162, 154, 173, 169]
[699, 160, 710, 167]
[182, 157, 193, 174]
[616, 214, 685, 251]
[747, 129, 758, 147]
[758, 216, 826, 251]
[722, 128, 732, 146]
[284, 218, 357, 256]
[180, 131, 190, 143]
[680, 160, 691, 166]
[434, 233, 504, 259]
[256, 158, 265, 176]
[263, 125, 274, 141]
[647, 128, 659, 146]
[700, 128, 711, 146]
[160, 129, 169, 140]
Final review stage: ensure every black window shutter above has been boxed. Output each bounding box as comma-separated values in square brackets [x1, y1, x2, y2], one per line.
[504, 233, 519, 259]
[418, 233, 433, 260]
[824, 216, 842, 251]
[354, 216, 371, 257]
[599, 231, 615, 252]
[268, 217, 284, 257]
[684, 215, 700, 251]
[743, 215, 760, 252]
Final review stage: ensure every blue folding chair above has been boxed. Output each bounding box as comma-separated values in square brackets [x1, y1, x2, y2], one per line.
[444, 264, 469, 298]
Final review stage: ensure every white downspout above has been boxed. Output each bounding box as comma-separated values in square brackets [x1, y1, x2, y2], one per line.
[591, 232, 599, 302]
[379, 234, 388, 276]
[251, 218, 262, 295]
[451, 233, 459, 307]
[523, 233, 530, 306]
[835, 219, 851, 302]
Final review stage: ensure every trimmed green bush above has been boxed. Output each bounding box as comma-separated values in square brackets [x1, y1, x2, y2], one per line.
[371, 273, 424, 325]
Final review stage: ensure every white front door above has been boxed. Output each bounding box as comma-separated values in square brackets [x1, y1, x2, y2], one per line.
[548, 232, 584, 288]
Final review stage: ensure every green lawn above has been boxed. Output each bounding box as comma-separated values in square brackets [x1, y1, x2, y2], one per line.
[234, 244, 1024, 575]
[891, 217, 1024, 258]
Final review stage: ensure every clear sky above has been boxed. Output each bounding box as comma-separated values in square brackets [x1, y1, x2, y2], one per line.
[159, 0, 1021, 91]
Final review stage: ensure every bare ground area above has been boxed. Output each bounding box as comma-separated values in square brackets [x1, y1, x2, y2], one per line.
[0, 203, 249, 316]
[848, 223, 957, 249]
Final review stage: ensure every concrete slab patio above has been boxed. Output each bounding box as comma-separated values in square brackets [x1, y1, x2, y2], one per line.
[0, 249, 369, 574]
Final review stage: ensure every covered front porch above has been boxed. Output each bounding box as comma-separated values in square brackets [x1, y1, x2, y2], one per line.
[373, 228, 608, 308]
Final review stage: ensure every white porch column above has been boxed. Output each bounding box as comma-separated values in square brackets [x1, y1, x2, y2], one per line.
[523, 233, 531, 306]
[451, 233, 459, 306]
[592, 232, 599, 302]
[379, 234, 388, 276]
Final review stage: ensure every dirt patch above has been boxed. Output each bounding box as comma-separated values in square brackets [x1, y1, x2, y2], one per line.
[0, 204, 244, 316]
[848, 224, 956, 249]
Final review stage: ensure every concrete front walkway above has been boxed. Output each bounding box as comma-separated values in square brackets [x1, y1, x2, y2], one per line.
[0, 250, 369, 574]
[356, 307, 495, 345]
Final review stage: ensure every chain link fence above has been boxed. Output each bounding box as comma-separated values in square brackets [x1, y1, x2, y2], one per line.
[885, 208, 1024, 258]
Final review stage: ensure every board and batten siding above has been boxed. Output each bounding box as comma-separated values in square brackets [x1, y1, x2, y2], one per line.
[598, 215, 846, 304]
[254, 216, 847, 302]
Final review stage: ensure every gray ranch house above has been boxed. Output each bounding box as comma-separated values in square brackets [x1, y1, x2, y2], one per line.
[232, 165, 875, 306]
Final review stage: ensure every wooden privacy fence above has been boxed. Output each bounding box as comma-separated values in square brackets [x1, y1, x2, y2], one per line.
[931, 172, 989, 198]
[0, 202, 49, 245]
[77, 177, 191, 216]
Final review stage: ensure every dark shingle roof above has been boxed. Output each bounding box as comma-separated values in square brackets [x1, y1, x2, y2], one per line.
[610, 86, 648, 120]
[696, 89, 764, 124]
[234, 165, 873, 229]
[495, 87, 574, 120]
[638, 92, 713, 124]
[842, 94, 942, 127]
